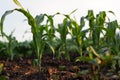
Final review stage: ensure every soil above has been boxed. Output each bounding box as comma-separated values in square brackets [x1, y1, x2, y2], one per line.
[0, 53, 120, 80]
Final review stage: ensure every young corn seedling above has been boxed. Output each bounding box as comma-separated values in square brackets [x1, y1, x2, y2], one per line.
[54, 10, 79, 61]
[56, 18, 70, 61]
[84, 10, 107, 64]
[69, 17, 87, 56]
[86, 10, 106, 49]
[75, 10, 114, 78]
[85, 11, 120, 77]
[105, 20, 118, 47]
[105, 20, 120, 73]
[75, 10, 106, 61]
[0, 0, 46, 76]
[44, 14, 56, 58]
[4, 31, 18, 61]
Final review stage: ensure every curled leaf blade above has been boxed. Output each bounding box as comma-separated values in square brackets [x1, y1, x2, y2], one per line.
[0, 10, 14, 36]
[108, 11, 115, 16]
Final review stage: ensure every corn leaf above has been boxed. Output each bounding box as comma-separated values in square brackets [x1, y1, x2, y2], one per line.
[108, 11, 115, 16]
[35, 14, 44, 25]
[89, 46, 101, 59]
[96, 11, 106, 26]
[46, 42, 55, 55]
[75, 56, 91, 62]
[86, 10, 95, 20]
[69, 9, 78, 15]
[13, 0, 24, 9]
[44, 14, 54, 27]
[80, 17, 85, 27]
[0, 10, 14, 36]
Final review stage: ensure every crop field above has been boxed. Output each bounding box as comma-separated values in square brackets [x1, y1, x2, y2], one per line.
[0, 0, 120, 80]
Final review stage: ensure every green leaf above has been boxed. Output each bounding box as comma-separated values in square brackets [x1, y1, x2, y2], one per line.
[0, 10, 14, 36]
[89, 53, 93, 59]
[80, 17, 85, 27]
[0, 75, 8, 80]
[108, 11, 115, 16]
[44, 14, 54, 27]
[46, 42, 55, 55]
[69, 9, 78, 15]
[96, 11, 106, 26]
[13, 0, 24, 9]
[35, 14, 44, 25]
[15, 9, 34, 25]
[75, 56, 91, 62]
[86, 10, 95, 20]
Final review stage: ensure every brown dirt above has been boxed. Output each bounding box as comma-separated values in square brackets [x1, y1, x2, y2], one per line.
[0, 53, 120, 80]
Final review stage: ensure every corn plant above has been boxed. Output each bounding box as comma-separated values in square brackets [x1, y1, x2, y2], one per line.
[56, 18, 70, 61]
[69, 17, 87, 56]
[75, 11, 116, 79]
[86, 10, 106, 49]
[44, 14, 56, 58]
[105, 20, 118, 47]
[83, 10, 108, 63]
[0, 0, 46, 75]
[76, 10, 106, 60]
[105, 20, 120, 73]
[4, 32, 18, 61]
[55, 10, 81, 61]
[35, 13, 56, 58]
